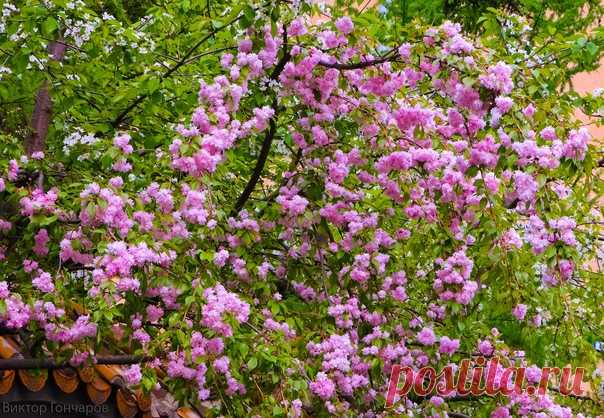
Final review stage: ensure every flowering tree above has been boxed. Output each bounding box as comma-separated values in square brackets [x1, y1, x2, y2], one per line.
[1, 1, 604, 417]
[378, 0, 604, 38]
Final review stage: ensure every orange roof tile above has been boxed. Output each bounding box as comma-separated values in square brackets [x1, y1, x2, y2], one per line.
[0, 336, 201, 418]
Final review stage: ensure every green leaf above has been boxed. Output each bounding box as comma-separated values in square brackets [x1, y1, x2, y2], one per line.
[39, 215, 57, 226]
[247, 356, 258, 371]
[238, 343, 249, 358]
[143, 77, 160, 93]
[42, 17, 58, 36]
[243, 5, 255, 22]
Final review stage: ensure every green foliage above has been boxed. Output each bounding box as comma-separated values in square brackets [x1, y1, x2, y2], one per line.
[0, 0, 603, 416]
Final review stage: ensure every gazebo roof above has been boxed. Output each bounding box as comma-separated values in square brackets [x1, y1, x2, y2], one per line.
[0, 336, 199, 418]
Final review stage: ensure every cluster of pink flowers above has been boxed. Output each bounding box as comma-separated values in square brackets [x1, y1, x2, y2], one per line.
[263, 316, 296, 339]
[170, 26, 283, 179]
[327, 297, 362, 329]
[512, 303, 528, 320]
[59, 229, 94, 265]
[439, 336, 460, 355]
[308, 333, 370, 402]
[276, 186, 309, 217]
[417, 327, 436, 345]
[20, 187, 58, 217]
[92, 241, 176, 294]
[33, 229, 49, 256]
[79, 183, 134, 236]
[0, 218, 11, 233]
[480, 61, 514, 94]
[45, 315, 97, 344]
[113, 133, 133, 154]
[201, 284, 250, 337]
[32, 270, 54, 293]
[433, 249, 477, 305]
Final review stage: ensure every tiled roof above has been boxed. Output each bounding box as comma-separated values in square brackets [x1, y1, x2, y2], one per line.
[0, 336, 200, 418]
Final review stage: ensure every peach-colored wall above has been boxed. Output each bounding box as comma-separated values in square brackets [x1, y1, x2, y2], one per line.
[571, 0, 604, 141]
[573, 65, 604, 140]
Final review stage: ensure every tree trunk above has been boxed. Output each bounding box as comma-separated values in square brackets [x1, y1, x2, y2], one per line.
[24, 40, 66, 155]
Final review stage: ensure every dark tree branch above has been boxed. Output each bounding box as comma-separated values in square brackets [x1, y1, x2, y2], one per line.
[0, 355, 150, 370]
[230, 28, 291, 216]
[449, 413, 471, 418]
[231, 116, 278, 217]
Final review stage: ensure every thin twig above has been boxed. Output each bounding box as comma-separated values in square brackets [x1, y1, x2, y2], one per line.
[112, 14, 244, 128]
[318, 49, 399, 70]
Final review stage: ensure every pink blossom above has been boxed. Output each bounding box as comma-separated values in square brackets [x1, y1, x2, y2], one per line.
[558, 259, 574, 280]
[7, 160, 18, 181]
[146, 305, 164, 323]
[33, 229, 49, 257]
[288, 19, 307, 37]
[523, 103, 536, 118]
[276, 193, 308, 217]
[20, 188, 58, 217]
[540, 126, 557, 140]
[112, 159, 132, 172]
[238, 39, 253, 53]
[479, 61, 513, 94]
[431, 396, 444, 407]
[512, 304, 527, 320]
[132, 329, 151, 345]
[478, 340, 493, 356]
[526, 365, 541, 383]
[439, 336, 460, 355]
[201, 284, 250, 337]
[310, 372, 336, 400]
[483, 172, 500, 194]
[0, 219, 11, 233]
[113, 133, 133, 154]
[109, 177, 124, 188]
[563, 128, 589, 160]
[491, 407, 511, 418]
[398, 43, 412, 61]
[32, 271, 54, 293]
[335, 16, 354, 34]
[417, 327, 436, 345]
[123, 365, 142, 385]
[0, 281, 9, 298]
[495, 96, 513, 113]
[311, 125, 329, 145]
[213, 356, 230, 374]
[513, 171, 538, 203]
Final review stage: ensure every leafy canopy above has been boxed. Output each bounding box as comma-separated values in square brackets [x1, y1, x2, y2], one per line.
[0, 1, 603, 417]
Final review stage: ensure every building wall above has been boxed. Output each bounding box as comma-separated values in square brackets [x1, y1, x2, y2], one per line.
[573, 63, 604, 140]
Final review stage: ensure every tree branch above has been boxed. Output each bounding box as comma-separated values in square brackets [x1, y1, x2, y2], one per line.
[230, 28, 291, 216]
[112, 13, 244, 128]
[231, 116, 278, 217]
[318, 49, 399, 70]
[449, 413, 470, 418]
[0, 355, 150, 370]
